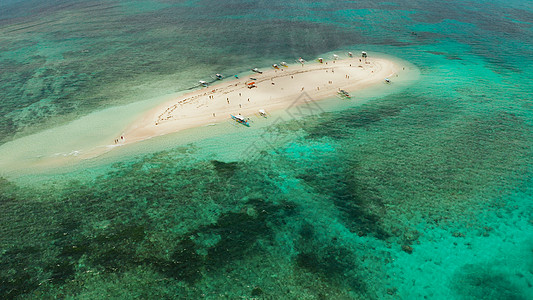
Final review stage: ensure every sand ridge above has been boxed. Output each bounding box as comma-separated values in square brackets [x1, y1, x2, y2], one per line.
[0, 53, 414, 177]
[123, 54, 401, 144]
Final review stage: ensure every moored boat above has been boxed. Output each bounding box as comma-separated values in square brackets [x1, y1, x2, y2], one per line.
[337, 89, 351, 99]
[251, 68, 263, 74]
[231, 114, 250, 126]
[247, 81, 256, 89]
[199, 80, 208, 87]
[280, 61, 288, 67]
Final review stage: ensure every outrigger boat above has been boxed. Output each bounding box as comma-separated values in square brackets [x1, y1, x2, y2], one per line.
[337, 89, 351, 99]
[199, 80, 208, 87]
[297, 57, 306, 64]
[362, 51, 367, 58]
[215, 73, 223, 80]
[247, 81, 257, 89]
[259, 109, 267, 118]
[317, 57, 324, 63]
[333, 54, 339, 60]
[348, 52, 353, 57]
[272, 64, 279, 69]
[251, 68, 263, 74]
[231, 114, 250, 127]
[384, 78, 391, 84]
[280, 61, 288, 67]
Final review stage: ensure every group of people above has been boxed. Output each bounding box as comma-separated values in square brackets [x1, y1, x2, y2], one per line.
[114, 135, 124, 144]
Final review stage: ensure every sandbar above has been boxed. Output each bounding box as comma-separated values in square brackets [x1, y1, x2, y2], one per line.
[122, 54, 402, 144]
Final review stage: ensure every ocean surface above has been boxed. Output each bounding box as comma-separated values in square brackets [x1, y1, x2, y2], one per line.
[1, 0, 532, 298]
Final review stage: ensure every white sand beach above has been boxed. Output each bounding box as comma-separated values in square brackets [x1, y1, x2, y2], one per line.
[0, 52, 419, 177]
[123, 55, 401, 144]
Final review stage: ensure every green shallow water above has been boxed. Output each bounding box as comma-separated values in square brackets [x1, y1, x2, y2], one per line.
[1, 0, 532, 299]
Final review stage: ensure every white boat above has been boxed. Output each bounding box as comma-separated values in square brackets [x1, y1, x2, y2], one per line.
[251, 68, 263, 74]
[272, 64, 279, 69]
[385, 78, 391, 83]
[259, 109, 267, 117]
[317, 57, 324, 63]
[215, 73, 223, 80]
[348, 52, 353, 57]
[333, 54, 339, 60]
[199, 80, 208, 87]
[231, 114, 250, 126]
[362, 51, 367, 58]
[280, 61, 288, 67]
[297, 57, 305, 64]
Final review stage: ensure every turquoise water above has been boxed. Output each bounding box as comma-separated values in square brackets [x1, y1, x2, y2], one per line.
[1, 0, 532, 298]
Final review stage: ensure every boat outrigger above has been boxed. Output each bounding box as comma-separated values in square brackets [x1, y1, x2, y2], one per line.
[337, 89, 351, 99]
[251, 68, 263, 74]
[231, 114, 250, 127]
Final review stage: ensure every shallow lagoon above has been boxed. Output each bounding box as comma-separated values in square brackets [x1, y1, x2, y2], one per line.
[1, 0, 532, 298]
